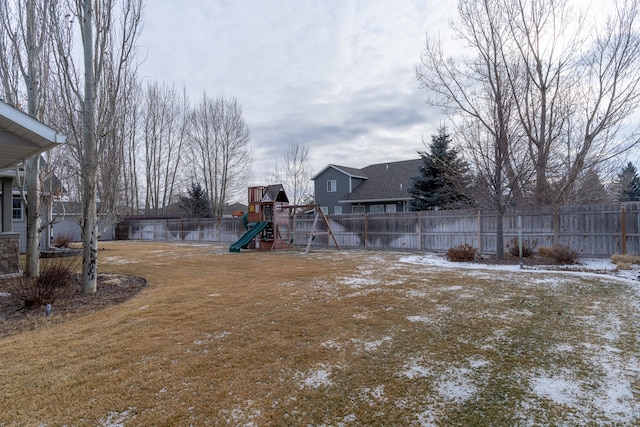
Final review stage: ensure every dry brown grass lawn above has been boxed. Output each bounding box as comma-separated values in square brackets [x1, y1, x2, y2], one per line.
[0, 242, 638, 426]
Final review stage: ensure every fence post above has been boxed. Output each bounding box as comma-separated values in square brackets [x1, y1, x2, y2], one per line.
[364, 213, 368, 249]
[477, 210, 482, 253]
[418, 211, 422, 251]
[621, 206, 627, 254]
[553, 208, 559, 246]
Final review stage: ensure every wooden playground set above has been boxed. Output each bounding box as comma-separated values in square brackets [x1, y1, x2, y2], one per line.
[229, 184, 340, 253]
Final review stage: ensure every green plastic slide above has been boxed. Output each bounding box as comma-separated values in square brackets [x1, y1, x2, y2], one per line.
[229, 222, 268, 252]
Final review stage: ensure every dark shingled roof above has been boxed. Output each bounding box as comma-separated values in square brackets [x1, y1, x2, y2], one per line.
[262, 184, 289, 203]
[339, 159, 422, 203]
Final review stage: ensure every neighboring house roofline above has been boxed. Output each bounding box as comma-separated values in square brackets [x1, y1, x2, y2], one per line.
[311, 164, 368, 180]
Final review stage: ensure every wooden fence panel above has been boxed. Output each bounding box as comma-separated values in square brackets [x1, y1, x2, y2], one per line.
[115, 202, 640, 257]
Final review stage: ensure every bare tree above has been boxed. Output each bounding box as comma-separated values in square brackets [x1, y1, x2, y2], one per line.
[418, 0, 640, 257]
[265, 139, 313, 206]
[142, 83, 189, 214]
[417, 0, 529, 259]
[0, 0, 57, 276]
[505, 0, 640, 205]
[189, 94, 253, 221]
[51, 0, 143, 293]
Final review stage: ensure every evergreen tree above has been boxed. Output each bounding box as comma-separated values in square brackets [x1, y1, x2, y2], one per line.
[409, 126, 472, 210]
[179, 182, 212, 218]
[573, 168, 610, 205]
[616, 162, 640, 202]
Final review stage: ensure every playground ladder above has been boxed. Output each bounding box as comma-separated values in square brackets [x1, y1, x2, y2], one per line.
[305, 206, 340, 254]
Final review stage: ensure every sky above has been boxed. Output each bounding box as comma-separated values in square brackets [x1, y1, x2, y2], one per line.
[136, 0, 457, 183]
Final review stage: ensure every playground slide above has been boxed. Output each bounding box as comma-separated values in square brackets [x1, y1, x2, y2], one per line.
[229, 222, 269, 252]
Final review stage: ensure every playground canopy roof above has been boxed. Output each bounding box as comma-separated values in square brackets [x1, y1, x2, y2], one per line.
[261, 184, 289, 203]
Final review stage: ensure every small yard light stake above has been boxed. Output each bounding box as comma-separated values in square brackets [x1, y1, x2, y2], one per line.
[45, 303, 51, 317]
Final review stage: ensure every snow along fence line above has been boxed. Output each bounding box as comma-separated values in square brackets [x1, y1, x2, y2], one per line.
[113, 203, 640, 257]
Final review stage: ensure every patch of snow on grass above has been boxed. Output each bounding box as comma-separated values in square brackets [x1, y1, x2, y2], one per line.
[340, 276, 379, 288]
[219, 402, 262, 426]
[103, 256, 139, 265]
[298, 365, 334, 388]
[321, 339, 342, 350]
[468, 357, 491, 369]
[531, 371, 582, 407]
[401, 358, 431, 379]
[361, 336, 393, 351]
[407, 315, 431, 324]
[98, 408, 135, 426]
[436, 367, 477, 403]
[415, 409, 437, 427]
[400, 253, 640, 287]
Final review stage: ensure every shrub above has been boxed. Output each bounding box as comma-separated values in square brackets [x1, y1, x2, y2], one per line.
[6, 257, 79, 308]
[506, 237, 538, 258]
[549, 244, 578, 265]
[537, 246, 554, 258]
[446, 243, 478, 262]
[52, 233, 76, 248]
[611, 253, 640, 266]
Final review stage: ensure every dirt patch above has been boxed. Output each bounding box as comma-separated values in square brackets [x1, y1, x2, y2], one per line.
[0, 273, 146, 339]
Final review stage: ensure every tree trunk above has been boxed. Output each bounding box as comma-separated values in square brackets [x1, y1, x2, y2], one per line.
[81, 0, 97, 294]
[24, 0, 40, 277]
[24, 156, 40, 276]
[495, 211, 504, 261]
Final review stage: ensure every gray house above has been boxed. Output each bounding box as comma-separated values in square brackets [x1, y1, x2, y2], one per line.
[312, 159, 422, 214]
[0, 99, 65, 274]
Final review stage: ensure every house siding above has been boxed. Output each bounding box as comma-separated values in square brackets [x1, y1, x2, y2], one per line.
[314, 168, 354, 214]
[313, 160, 420, 214]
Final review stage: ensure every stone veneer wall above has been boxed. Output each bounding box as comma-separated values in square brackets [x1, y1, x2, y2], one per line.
[0, 233, 21, 275]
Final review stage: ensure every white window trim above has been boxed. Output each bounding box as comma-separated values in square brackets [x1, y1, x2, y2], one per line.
[327, 179, 336, 192]
[12, 196, 23, 221]
[334, 206, 342, 215]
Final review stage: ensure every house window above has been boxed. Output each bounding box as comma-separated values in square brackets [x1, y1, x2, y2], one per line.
[352, 206, 365, 214]
[320, 206, 328, 214]
[370, 204, 384, 213]
[386, 204, 397, 213]
[334, 206, 342, 215]
[12, 197, 23, 221]
[327, 180, 336, 192]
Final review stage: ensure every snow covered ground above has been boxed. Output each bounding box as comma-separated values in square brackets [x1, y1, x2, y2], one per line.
[398, 252, 640, 425]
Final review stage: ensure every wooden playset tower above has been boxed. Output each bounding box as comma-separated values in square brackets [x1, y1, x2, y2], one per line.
[245, 184, 290, 251]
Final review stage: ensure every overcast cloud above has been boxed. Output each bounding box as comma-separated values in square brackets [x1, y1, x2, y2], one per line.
[137, 0, 457, 186]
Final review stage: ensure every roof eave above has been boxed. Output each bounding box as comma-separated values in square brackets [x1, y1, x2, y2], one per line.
[338, 197, 412, 204]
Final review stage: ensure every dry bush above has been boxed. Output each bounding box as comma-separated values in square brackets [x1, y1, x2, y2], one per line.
[446, 243, 478, 262]
[616, 261, 633, 270]
[52, 233, 77, 248]
[537, 246, 554, 257]
[611, 253, 640, 268]
[548, 244, 578, 264]
[6, 256, 79, 308]
[506, 237, 538, 258]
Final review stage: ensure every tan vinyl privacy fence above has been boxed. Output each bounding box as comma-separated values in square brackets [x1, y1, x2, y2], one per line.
[114, 203, 640, 257]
